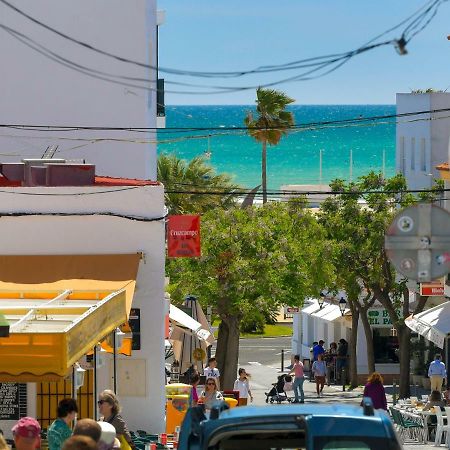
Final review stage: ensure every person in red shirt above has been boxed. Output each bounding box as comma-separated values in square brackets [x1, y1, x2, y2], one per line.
[289, 354, 305, 403]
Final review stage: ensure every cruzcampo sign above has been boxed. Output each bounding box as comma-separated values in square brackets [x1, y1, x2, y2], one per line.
[367, 308, 401, 327]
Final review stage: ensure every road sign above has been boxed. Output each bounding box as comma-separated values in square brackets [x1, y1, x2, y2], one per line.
[385, 203, 450, 282]
[420, 279, 445, 296]
[285, 307, 300, 313]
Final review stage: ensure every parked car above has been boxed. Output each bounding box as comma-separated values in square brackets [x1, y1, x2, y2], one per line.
[179, 399, 402, 450]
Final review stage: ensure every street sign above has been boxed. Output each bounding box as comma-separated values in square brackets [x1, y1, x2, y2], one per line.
[286, 307, 300, 313]
[420, 279, 445, 296]
[385, 203, 450, 282]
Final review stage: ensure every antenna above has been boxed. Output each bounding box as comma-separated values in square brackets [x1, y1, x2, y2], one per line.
[41, 145, 59, 159]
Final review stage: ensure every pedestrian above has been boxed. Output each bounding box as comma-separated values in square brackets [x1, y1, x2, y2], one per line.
[200, 377, 223, 409]
[428, 354, 447, 392]
[73, 419, 102, 443]
[48, 398, 78, 450]
[423, 390, 446, 411]
[362, 372, 387, 410]
[325, 342, 337, 386]
[312, 353, 327, 397]
[203, 357, 221, 390]
[336, 338, 348, 382]
[62, 436, 97, 450]
[190, 373, 200, 406]
[233, 368, 253, 406]
[11, 417, 41, 450]
[313, 340, 325, 362]
[98, 390, 135, 450]
[289, 354, 305, 404]
[97, 422, 120, 450]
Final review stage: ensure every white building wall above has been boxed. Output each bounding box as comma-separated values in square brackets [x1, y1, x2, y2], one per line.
[396, 93, 450, 190]
[0, 185, 166, 433]
[0, 0, 158, 180]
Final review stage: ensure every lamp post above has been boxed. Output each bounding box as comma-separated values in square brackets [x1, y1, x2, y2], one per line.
[339, 297, 347, 316]
[318, 292, 326, 309]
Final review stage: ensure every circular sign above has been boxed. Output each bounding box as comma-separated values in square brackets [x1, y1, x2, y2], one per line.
[385, 203, 450, 282]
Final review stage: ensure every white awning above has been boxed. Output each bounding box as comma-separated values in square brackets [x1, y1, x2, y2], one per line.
[312, 303, 348, 322]
[405, 302, 450, 348]
[169, 304, 211, 342]
[302, 300, 321, 315]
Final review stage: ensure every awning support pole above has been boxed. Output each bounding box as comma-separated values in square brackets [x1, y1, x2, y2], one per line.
[94, 345, 98, 420]
[113, 330, 117, 394]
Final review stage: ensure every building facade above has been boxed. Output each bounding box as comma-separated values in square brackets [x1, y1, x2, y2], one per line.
[0, 0, 159, 180]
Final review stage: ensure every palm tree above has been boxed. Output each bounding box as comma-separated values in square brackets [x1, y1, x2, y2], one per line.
[157, 153, 239, 214]
[245, 88, 295, 203]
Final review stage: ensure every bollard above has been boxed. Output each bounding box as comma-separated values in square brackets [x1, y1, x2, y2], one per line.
[342, 369, 346, 392]
[393, 380, 397, 405]
[281, 349, 285, 372]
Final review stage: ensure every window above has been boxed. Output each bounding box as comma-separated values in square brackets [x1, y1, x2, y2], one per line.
[398, 137, 405, 174]
[373, 328, 399, 364]
[410, 137, 416, 171]
[316, 437, 401, 450]
[420, 138, 427, 172]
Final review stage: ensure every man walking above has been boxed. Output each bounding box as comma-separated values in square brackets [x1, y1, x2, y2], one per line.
[428, 354, 447, 392]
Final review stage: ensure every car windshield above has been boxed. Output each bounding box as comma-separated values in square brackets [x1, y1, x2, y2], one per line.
[314, 436, 402, 450]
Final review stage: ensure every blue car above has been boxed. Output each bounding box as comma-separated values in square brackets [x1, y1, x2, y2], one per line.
[179, 399, 402, 450]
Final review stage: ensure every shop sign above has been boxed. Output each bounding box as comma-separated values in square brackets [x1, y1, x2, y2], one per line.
[285, 307, 299, 313]
[367, 308, 401, 327]
[167, 215, 201, 258]
[129, 308, 141, 351]
[420, 279, 445, 296]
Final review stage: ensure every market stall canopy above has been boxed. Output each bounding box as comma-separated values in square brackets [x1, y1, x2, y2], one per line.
[0, 254, 140, 381]
[312, 303, 350, 322]
[405, 302, 450, 348]
[169, 304, 212, 342]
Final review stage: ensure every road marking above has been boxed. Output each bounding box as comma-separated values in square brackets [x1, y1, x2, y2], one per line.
[248, 361, 262, 366]
[275, 350, 291, 355]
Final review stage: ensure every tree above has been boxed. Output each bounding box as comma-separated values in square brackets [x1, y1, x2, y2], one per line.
[319, 172, 443, 397]
[167, 200, 334, 389]
[157, 153, 239, 214]
[245, 88, 295, 204]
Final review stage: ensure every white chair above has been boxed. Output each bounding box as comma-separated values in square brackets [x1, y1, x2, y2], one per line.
[434, 408, 449, 446]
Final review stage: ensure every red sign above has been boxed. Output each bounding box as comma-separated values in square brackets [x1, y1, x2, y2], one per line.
[420, 280, 444, 296]
[286, 307, 300, 313]
[167, 215, 201, 258]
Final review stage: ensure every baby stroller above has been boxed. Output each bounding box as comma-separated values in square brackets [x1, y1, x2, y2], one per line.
[265, 374, 293, 404]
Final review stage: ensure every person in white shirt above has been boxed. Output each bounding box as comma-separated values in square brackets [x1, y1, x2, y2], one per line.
[203, 357, 220, 390]
[428, 354, 447, 392]
[233, 368, 253, 406]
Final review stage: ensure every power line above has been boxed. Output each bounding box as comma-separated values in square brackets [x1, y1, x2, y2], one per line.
[0, 0, 446, 94]
[1, 106, 450, 133]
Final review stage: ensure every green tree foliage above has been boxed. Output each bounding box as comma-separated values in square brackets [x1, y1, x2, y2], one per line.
[157, 153, 239, 214]
[167, 200, 334, 389]
[319, 172, 444, 397]
[245, 88, 295, 204]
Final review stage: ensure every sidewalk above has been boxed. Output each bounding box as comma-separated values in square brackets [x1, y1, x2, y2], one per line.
[243, 363, 437, 450]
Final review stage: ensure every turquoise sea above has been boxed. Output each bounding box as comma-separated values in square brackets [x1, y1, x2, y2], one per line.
[157, 105, 396, 190]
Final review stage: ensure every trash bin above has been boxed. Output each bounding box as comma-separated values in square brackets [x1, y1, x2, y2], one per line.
[223, 397, 238, 409]
[166, 394, 190, 434]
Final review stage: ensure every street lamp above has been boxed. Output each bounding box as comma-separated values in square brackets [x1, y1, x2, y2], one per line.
[339, 297, 347, 316]
[318, 292, 326, 309]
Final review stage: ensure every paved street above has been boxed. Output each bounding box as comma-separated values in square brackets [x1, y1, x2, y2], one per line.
[235, 337, 437, 450]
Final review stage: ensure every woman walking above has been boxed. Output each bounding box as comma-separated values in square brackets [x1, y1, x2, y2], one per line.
[289, 355, 305, 403]
[312, 354, 327, 397]
[98, 390, 135, 450]
[362, 372, 387, 410]
[48, 398, 78, 450]
[233, 368, 253, 406]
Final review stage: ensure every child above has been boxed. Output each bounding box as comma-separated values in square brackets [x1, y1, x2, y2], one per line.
[233, 368, 253, 406]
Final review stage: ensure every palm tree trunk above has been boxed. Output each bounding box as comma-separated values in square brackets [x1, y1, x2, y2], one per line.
[262, 140, 267, 204]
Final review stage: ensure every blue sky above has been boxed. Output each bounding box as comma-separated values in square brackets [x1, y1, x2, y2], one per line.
[158, 0, 450, 105]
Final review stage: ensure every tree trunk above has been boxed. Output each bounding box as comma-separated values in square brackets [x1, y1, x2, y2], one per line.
[349, 304, 359, 389]
[262, 141, 267, 204]
[215, 316, 240, 390]
[397, 324, 411, 399]
[360, 309, 375, 375]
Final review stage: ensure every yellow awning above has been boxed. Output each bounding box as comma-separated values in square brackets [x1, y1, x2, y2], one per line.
[0, 254, 141, 381]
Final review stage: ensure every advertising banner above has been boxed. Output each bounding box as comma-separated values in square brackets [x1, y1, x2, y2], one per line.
[167, 215, 201, 258]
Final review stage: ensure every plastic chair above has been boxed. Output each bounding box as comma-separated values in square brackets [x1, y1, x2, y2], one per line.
[434, 408, 450, 446]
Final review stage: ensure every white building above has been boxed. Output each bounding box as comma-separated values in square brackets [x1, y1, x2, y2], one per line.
[396, 92, 450, 190]
[0, 174, 166, 435]
[0, 0, 161, 180]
